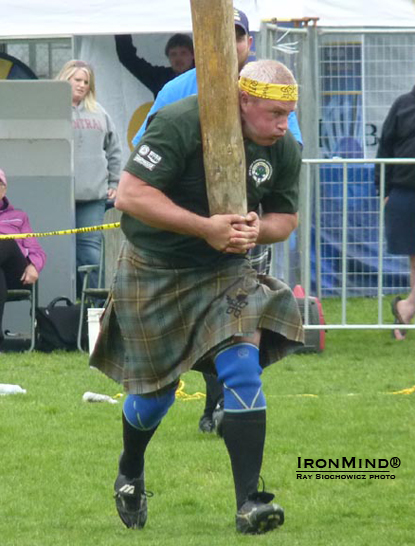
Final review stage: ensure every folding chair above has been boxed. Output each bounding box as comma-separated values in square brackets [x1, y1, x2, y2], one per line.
[77, 208, 124, 352]
[6, 282, 38, 352]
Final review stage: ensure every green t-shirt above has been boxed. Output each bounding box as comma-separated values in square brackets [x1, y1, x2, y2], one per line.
[122, 95, 301, 266]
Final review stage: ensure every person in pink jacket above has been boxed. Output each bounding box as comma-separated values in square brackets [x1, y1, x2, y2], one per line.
[0, 168, 46, 348]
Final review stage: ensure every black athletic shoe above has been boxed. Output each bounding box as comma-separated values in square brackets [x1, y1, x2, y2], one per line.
[114, 472, 150, 529]
[198, 414, 215, 433]
[236, 491, 284, 534]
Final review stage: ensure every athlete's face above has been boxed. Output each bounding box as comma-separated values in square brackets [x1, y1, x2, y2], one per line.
[69, 68, 90, 105]
[168, 46, 194, 75]
[240, 93, 296, 146]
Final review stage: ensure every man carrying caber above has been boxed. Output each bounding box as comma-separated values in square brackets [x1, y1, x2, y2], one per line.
[91, 58, 304, 535]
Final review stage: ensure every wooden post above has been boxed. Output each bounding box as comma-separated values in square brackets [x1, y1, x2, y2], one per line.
[190, 0, 247, 215]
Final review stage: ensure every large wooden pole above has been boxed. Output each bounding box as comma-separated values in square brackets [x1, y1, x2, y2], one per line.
[190, 0, 247, 215]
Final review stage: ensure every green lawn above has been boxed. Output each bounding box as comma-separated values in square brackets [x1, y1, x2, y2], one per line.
[0, 297, 414, 546]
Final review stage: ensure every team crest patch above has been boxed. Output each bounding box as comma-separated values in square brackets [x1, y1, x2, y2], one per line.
[135, 145, 163, 171]
[249, 159, 273, 186]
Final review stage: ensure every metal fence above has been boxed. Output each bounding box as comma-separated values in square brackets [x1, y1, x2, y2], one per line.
[301, 157, 415, 330]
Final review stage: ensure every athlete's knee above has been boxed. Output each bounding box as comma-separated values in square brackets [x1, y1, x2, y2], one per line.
[214, 343, 266, 412]
[123, 386, 176, 430]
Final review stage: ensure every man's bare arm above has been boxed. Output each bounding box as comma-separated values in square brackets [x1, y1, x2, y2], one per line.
[257, 212, 298, 244]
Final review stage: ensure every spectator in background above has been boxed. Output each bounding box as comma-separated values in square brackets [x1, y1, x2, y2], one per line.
[56, 60, 121, 295]
[132, 7, 303, 435]
[375, 86, 415, 340]
[0, 168, 46, 349]
[115, 33, 194, 98]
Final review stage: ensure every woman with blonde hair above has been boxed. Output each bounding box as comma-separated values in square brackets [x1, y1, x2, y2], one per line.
[56, 60, 121, 294]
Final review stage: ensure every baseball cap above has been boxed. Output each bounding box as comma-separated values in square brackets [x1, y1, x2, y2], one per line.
[0, 168, 7, 187]
[234, 7, 249, 35]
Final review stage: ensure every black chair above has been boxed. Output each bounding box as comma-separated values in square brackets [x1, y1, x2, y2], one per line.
[77, 208, 124, 352]
[6, 282, 38, 352]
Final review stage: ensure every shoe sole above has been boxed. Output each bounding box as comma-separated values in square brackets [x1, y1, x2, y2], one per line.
[114, 492, 147, 529]
[237, 504, 284, 534]
[256, 511, 282, 533]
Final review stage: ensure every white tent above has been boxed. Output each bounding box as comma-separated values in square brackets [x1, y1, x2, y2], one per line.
[1, 0, 261, 37]
[2, 0, 415, 38]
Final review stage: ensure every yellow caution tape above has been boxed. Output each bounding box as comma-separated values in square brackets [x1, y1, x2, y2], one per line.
[388, 384, 415, 395]
[0, 222, 120, 240]
[107, 384, 415, 404]
[108, 381, 415, 401]
[284, 385, 415, 398]
[175, 380, 206, 401]
[108, 382, 206, 403]
[287, 394, 319, 398]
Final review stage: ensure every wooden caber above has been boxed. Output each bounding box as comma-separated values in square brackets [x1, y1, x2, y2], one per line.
[190, 0, 247, 215]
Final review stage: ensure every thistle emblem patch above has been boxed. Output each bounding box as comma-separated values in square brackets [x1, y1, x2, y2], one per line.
[249, 159, 273, 186]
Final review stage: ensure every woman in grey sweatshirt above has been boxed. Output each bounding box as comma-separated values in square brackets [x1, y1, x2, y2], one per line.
[57, 60, 121, 295]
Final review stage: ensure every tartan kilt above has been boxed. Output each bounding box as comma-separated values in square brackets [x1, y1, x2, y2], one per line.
[90, 241, 304, 394]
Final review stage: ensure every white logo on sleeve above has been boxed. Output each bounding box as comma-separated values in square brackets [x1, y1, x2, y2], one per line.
[148, 151, 161, 164]
[138, 145, 150, 156]
[134, 145, 163, 171]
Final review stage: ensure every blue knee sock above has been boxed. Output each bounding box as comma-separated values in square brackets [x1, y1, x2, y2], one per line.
[214, 343, 266, 412]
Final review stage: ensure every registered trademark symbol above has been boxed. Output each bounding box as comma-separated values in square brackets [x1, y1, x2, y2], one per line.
[390, 457, 401, 468]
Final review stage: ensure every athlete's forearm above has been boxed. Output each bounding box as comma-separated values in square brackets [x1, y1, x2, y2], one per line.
[257, 212, 298, 244]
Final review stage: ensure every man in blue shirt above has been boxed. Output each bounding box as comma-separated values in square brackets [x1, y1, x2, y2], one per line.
[132, 8, 302, 146]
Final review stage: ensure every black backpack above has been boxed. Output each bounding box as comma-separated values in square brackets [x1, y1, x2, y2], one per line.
[35, 297, 87, 352]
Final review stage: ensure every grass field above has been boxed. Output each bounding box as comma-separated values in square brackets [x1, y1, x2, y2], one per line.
[1, 298, 414, 546]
